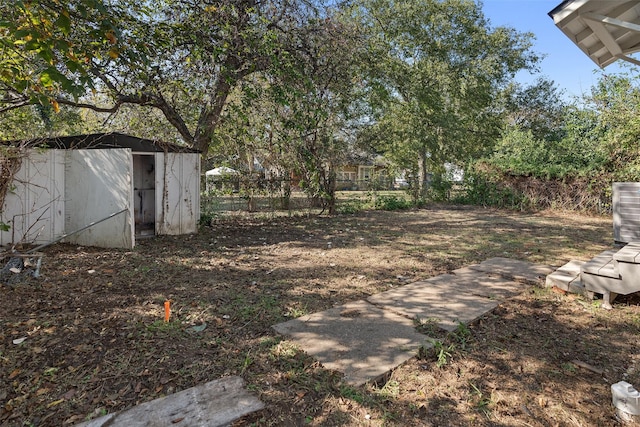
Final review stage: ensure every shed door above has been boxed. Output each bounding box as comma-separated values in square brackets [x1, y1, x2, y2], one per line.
[65, 149, 134, 249]
[155, 152, 200, 235]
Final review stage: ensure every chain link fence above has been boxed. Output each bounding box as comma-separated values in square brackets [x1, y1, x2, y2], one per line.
[200, 177, 408, 221]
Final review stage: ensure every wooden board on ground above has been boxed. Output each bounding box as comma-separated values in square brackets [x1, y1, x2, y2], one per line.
[76, 376, 263, 427]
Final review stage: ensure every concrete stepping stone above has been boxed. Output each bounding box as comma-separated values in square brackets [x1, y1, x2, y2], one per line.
[367, 275, 499, 331]
[76, 376, 263, 427]
[272, 300, 431, 386]
[466, 257, 555, 284]
[450, 267, 526, 299]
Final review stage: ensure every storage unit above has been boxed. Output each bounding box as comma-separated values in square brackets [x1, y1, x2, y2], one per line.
[1, 133, 200, 249]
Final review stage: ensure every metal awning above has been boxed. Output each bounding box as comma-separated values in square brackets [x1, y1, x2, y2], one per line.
[549, 0, 640, 68]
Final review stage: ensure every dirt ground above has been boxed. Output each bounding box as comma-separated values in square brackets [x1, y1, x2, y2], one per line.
[1, 204, 639, 426]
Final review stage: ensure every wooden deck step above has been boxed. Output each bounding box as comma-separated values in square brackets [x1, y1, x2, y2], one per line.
[581, 250, 619, 279]
[613, 241, 640, 263]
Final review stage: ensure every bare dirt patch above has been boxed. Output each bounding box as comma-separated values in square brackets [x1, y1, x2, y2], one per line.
[1, 204, 638, 426]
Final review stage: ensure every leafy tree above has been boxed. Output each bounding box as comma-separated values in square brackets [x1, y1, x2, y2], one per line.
[587, 73, 640, 179]
[212, 12, 362, 214]
[1, 0, 329, 154]
[349, 0, 539, 198]
[502, 77, 567, 142]
[0, 104, 86, 140]
[1, 0, 128, 113]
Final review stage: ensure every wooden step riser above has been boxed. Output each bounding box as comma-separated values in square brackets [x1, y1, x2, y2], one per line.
[581, 271, 640, 295]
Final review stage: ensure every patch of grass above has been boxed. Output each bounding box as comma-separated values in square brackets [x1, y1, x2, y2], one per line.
[375, 379, 400, 399]
[375, 195, 412, 211]
[145, 320, 183, 335]
[469, 382, 494, 418]
[452, 322, 471, 350]
[285, 303, 308, 318]
[240, 350, 254, 374]
[339, 384, 367, 404]
[413, 316, 442, 337]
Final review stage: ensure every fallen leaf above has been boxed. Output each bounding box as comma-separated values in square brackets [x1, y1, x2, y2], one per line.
[13, 337, 27, 345]
[61, 389, 76, 400]
[9, 369, 21, 379]
[47, 398, 64, 408]
[36, 388, 50, 396]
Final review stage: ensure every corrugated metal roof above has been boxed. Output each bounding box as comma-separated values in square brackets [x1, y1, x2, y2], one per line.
[2, 132, 199, 153]
[549, 0, 640, 68]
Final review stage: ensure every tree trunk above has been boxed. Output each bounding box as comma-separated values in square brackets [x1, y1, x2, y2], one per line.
[326, 167, 337, 215]
[418, 144, 429, 199]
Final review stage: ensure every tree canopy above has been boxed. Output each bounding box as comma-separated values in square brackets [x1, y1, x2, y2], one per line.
[2, 0, 555, 209]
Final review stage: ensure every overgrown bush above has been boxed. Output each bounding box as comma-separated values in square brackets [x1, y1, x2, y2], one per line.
[426, 173, 453, 202]
[375, 194, 411, 211]
[457, 162, 612, 213]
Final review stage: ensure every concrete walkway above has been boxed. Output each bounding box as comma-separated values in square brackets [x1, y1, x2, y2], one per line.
[273, 257, 555, 386]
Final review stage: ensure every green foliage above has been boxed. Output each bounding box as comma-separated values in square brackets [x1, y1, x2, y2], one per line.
[432, 340, 455, 368]
[350, 0, 539, 197]
[460, 72, 640, 213]
[336, 198, 367, 214]
[456, 164, 528, 209]
[426, 173, 453, 202]
[374, 194, 411, 211]
[0, 0, 130, 111]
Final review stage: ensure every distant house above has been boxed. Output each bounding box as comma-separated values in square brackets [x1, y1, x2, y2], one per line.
[336, 153, 392, 190]
[205, 167, 240, 192]
[1, 133, 200, 249]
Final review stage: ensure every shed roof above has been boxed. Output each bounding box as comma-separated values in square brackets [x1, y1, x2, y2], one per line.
[549, 0, 640, 68]
[2, 132, 199, 153]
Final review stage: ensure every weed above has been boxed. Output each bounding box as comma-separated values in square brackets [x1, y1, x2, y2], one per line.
[469, 382, 494, 418]
[270, 341, 299, 359]
[259, 336, 280, 349]
[285, 304, 308, 318]
[375, 379, 400, 399]
[453, 322, 471, 349]
[530, 286, 551, 299]
[337, 199, 366, 214]
[413, 316, 441, 336]
[240, 351, 254, 374]
[43, 367, 59, 377]
[428, 339, 455, 368]
[339, 385, 366, 404]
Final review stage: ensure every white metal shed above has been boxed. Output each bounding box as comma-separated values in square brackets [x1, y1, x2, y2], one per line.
[1, 133, 200, 249]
